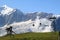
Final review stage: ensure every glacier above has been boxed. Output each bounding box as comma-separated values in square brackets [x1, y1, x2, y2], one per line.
[0, 16, 53, 37]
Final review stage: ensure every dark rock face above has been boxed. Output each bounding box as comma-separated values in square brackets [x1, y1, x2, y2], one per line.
[53, 17, 60, 31]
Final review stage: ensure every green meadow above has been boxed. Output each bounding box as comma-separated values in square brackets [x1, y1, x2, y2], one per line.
[0, 32, 58, 40]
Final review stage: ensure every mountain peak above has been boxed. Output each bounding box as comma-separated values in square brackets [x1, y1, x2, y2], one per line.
[2, 5, 10, 9]
[0, 5, 14, 15]
[2, 5, 8, 7]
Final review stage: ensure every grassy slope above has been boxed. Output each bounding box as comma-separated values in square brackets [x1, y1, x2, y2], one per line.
[0, 32, 58, 40]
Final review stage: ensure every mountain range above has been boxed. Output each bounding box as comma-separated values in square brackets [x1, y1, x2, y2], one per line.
[0, 5, 60, 36]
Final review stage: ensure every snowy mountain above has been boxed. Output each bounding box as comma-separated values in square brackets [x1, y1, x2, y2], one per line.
[0, 5, 24, 27]
[0, 16, 53, 36]
[0, 5, 14, 15]
[0, 5, 60, 37]
[0, 5, 53, 27]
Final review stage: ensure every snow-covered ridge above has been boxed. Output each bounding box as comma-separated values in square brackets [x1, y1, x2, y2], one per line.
[0, 5, 16, 15]
[53, 15, 60, 18]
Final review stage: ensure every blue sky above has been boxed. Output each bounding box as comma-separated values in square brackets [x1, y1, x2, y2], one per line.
[0, 0, 60, 14]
